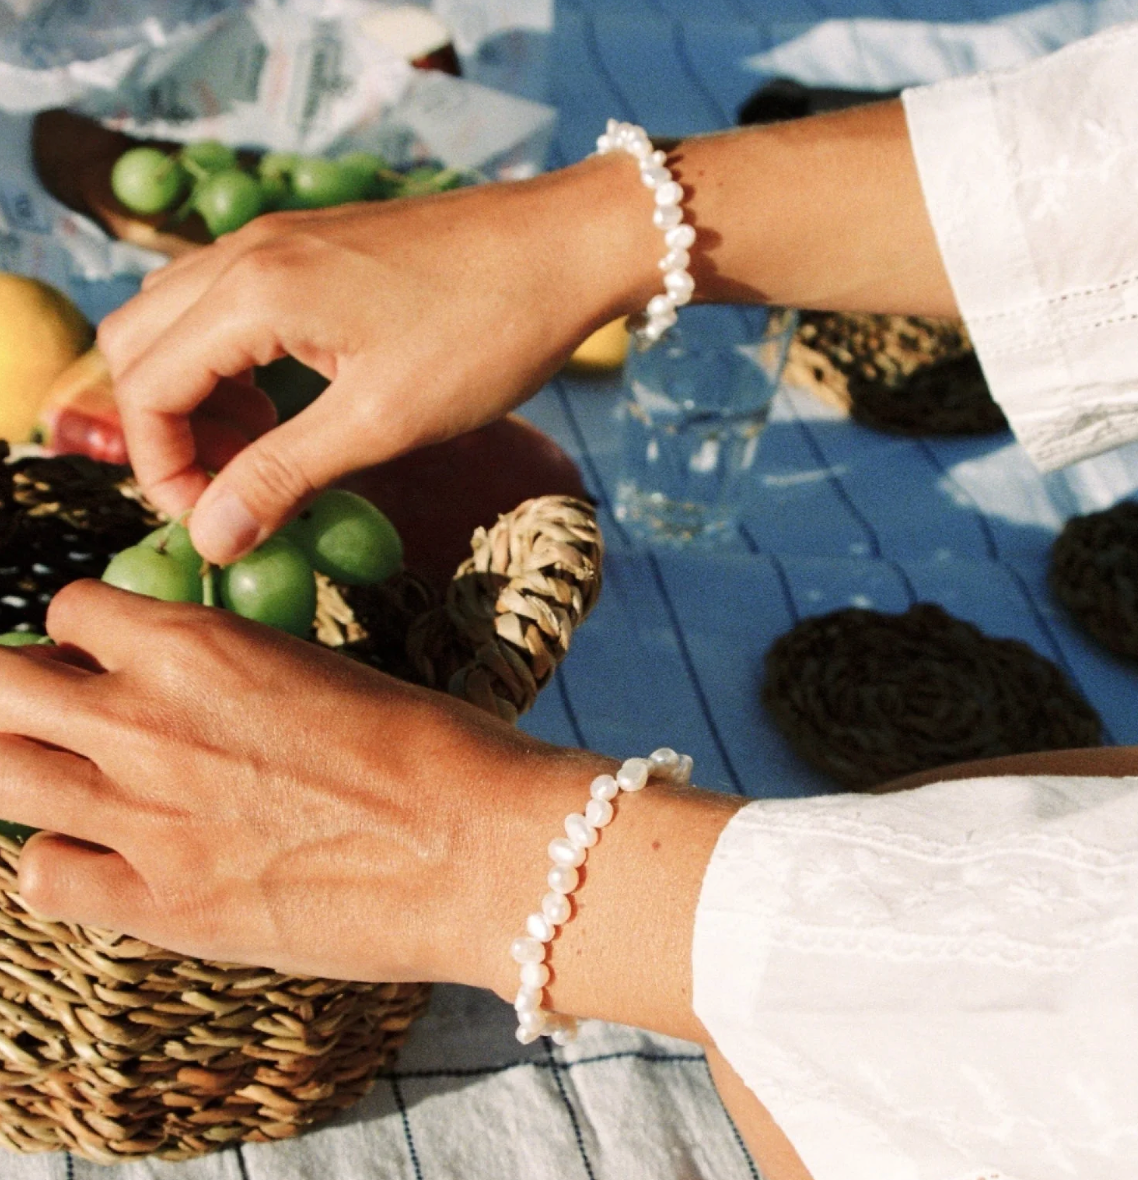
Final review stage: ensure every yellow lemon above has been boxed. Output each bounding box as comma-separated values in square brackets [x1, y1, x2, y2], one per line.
[0, 273, 93, 443]
[567, 317, 630, 372]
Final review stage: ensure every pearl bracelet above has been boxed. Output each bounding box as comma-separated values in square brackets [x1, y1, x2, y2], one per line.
[511, 748, 693, 1045]
[595, 120, 696, 350]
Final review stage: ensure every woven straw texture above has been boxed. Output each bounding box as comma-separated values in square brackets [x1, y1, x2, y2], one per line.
[1050, 501, 1138, 660]
[0, 451, 603, 1163]
[784, 312, 1008, 436]
[761, 603, 1103, 790]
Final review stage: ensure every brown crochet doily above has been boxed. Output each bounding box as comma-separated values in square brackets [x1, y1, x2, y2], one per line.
[1050, 501, 1138, 659]
[761, 603, 1103, 790]
[0, 445, 603, 1161]
[784, 312, 1008, 436]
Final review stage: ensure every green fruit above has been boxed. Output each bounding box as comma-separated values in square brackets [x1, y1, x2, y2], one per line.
[286, 489, 402, 586]
[259, 151, 299, 181]
[259, 172, 289, 209]
[195, 169, 265, 237]
[289, 157, 371, 208]
[140, 521, 203, 579]
[102, 545, 203, 603]
[111, 147, 187, 215]
[219, 536, 316, 637]
[0, 631, 51, 646]
[180, 140, 238, 174]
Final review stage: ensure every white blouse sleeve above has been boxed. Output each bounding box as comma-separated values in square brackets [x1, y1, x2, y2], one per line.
[901, 22, 1138, 471]
[691, 777, 1138, 1180]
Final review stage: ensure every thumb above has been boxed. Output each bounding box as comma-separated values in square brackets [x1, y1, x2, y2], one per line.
[188, 387, 370, 565]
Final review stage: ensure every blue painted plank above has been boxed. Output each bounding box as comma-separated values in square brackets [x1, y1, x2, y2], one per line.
[518, 670, 586, 749]
[591, 14, 725, 136]
[557, 548, 739, 792]
[651, 549, 835, 797]
[549, 10, 636, 163]
[675, 20, 779, 123]
[790, 410, 998, 559]
[777, 552, 915, 617]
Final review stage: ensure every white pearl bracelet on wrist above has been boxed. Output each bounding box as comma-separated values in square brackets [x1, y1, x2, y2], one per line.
[595, 120, 696, 350]
[510, 748, 693, 1046]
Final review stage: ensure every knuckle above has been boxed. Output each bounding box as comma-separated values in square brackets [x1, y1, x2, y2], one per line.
[240, 441, 318, 510]
[18, 838, 67, 916]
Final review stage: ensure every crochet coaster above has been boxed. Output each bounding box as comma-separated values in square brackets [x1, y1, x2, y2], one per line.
[761, 603, 1103, 790]
[1050, 501, 1138, 659]
[784, 311, 1008, 436]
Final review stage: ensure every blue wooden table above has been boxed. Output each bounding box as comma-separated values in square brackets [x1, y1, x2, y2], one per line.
[514, 0, 1138, 800]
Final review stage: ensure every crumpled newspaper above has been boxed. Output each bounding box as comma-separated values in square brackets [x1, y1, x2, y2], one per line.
[0, 0, 556, 308]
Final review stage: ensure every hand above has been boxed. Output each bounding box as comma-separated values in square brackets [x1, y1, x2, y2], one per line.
[0, 580, 739, 1044]
[97, 160, 661, 566]
[0, 580, 598, 986]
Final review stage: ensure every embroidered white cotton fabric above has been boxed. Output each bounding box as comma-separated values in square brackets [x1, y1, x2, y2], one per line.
[692, 777, 1138, 1180]
[902, 21, 1138, 472]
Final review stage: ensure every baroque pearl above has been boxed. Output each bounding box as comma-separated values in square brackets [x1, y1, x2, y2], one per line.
[520, 960, 550, 989]
[548, 864, 579, 894]
[585, 797, 614, 828]
[652, 205, 683, 230]
[515, 987, 541, 1013]
[641, 165, 669, 188]
[665, 223, 696, 250]
[617, 757, 650, 792]
[517, 1008, 547, 1035]
[527, 912, 555, 943]
[659, 248, 691, 272]
[511, 936, 545, 964]
[549, 837, 587, 868]
[565, 812, 598, 849]
[542, 891, 571, 925]
[654, 180, 683, 207]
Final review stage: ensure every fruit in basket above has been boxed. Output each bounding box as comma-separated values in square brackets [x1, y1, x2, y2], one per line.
[180, 139, 238, 175]
[219, 535, 317, 637]
[194, 168, 266, 237]
[286, 489, 403, 585]
[110, 146, 188, 215]
[0, 631, 51, 646]
[0, 273, 94, 443]
[289, 157, 373, 209]
[140, 520, 203, 579]
[103, 543, 205, 604]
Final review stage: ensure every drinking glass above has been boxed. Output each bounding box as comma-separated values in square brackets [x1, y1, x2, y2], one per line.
[613, 307, 797, 544]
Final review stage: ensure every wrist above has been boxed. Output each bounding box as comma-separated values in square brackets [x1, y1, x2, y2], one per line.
[475, 748, 744, 1046]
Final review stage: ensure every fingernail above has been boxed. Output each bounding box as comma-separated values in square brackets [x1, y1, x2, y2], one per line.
[192, 490, 266, 565]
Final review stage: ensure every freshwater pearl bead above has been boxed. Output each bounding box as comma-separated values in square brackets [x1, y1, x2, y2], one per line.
[659, 248, 690, 272]
[549, 837, 586, 868]
[518, 1008, 547, 1035]
[511, 936, 545, 964]
[542, 891, 571, 925]
[650, 149, 667, 166]
[565, 812, 598, 849]
[652, 205, 683, 230]
[515, 987, 541, 1013]
[520, 960, 551, 989]
[512, 745, 692, 1046]
[665, 223, 696, 250]
[650, 747, 680, 772]
[617, 758, 649, 792]
[590, 774, 619, 802]
[526, 912, 555, 942]
[654, 180, 683, 207]
[664, 269, 695, 299]
[646, 293, 675, 319]
[641, 165, 669, 188]
[584, 797, 614, 828]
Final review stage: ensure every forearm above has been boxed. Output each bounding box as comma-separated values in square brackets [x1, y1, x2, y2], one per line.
[566, 98, 957, 328]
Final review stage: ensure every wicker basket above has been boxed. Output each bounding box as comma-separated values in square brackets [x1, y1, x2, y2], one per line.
[0, 456, 603, 1162]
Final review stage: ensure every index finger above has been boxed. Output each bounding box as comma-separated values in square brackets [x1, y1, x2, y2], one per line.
[115, 282, 289, 516]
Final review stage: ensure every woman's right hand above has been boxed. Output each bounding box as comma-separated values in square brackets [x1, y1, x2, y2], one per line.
[97, 158, 661, 566]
